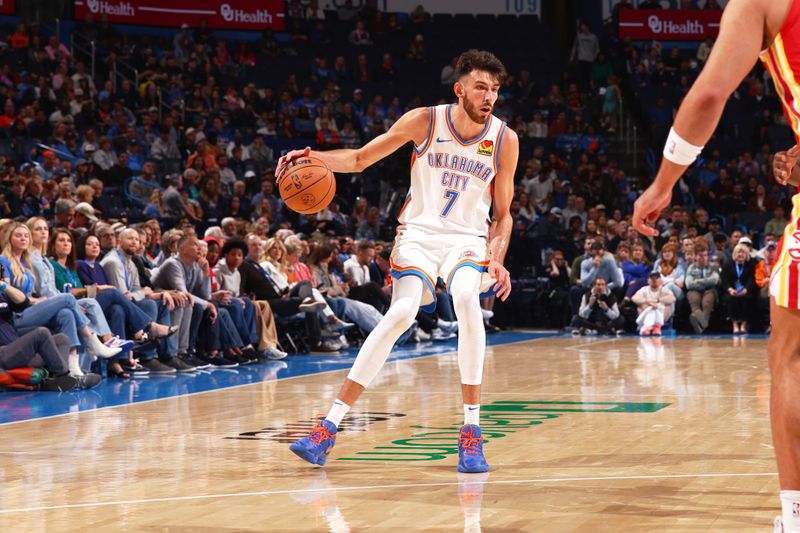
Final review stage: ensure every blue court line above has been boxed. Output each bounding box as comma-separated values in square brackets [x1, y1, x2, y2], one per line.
[557, 332, 769, 340]
[0, 331, 555, 426]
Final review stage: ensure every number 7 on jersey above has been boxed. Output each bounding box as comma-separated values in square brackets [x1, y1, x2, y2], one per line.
[440, 189, 460, 218]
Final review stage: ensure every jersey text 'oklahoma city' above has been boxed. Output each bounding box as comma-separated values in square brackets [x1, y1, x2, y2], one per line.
[397, 104, 507, 238]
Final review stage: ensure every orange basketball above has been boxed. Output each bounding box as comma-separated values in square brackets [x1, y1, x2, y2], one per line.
[278, 155, 336, 214]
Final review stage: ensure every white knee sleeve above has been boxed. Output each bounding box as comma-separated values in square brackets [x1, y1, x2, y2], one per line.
[347, 276, 423, 387]
[450, 267, 485, 386]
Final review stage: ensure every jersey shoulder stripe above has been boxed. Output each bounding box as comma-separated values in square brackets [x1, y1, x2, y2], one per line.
[493, 121, 508, 174]
[414, 106, 436, 157]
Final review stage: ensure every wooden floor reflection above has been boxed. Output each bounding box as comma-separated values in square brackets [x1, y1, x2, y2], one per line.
[0, 335, 779, 532]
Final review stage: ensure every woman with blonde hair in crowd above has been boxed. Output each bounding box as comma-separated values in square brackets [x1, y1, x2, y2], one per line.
[721, 243, 757, 334]
[144, 189, 164, 219]
[0, 222, 121, 375]
[26, 218, 126, 354]
[264, 237, 352, 334]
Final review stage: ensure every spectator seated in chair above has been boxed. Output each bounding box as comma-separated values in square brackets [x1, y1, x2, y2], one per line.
[684, 239, 720, 334]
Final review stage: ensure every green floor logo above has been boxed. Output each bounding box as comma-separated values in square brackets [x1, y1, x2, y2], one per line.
[337, 401, 670, 462]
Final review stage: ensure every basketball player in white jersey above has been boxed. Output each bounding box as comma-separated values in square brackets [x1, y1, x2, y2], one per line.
[276, 49, 518, 473]
[631, 0, 800, 529]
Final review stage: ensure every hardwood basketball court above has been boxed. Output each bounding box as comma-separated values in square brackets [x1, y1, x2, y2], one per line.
[0, 333, 779, 531]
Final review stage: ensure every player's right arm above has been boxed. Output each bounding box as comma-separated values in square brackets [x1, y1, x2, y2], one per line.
[275, 107, 430, 180]
[632, 0, 776, 236]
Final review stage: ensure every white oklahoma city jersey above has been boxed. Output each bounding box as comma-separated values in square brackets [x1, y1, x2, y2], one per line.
[398, 104, 507, 237]
[389, 104, 507, 312]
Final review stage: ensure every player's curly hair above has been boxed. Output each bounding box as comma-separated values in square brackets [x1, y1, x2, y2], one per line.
[455, 49, 507, 84]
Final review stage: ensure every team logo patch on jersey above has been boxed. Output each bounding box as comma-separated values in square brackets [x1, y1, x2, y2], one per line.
[477, 140, 494, 157]
[460, 251, 477, 259]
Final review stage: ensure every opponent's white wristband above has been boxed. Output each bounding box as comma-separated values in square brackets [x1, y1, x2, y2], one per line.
[663, 127, 703, 166]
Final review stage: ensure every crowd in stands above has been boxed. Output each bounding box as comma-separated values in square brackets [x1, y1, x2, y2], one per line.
[0, 2, 790, 389]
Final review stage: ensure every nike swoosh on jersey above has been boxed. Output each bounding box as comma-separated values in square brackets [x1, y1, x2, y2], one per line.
[436, 137, 452, 143]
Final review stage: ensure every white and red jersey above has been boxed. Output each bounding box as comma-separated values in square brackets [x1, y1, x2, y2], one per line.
[397, 104, 508, 238]
[760, 0, 800, 308]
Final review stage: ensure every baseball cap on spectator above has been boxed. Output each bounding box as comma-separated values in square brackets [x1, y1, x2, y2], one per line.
[244, 170, 256, 179]
[185, 127, 195, 136]
[75, 202, 98, 222]
[648, 271, 661, 280]
[74, 88, 83, 97]
[739, 236, 753, 246]
[595, 204, 606, 211]
[353, 88, 363, 96]
[76, 158, 88, 166]
[84, 143, 97, 152]
[709, 216, 722, 225]
[549, 207, 562, 219]
[43, 150, 56, 159]
[148, 106, 158, 113]
[111, 222, 125, 233]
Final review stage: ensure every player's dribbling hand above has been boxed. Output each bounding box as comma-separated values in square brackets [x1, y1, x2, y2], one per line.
[275, 146, 311, 183]
[632, 184, 672, 237]
[773, 144, 800, 186]
[488, 259, 511, 301]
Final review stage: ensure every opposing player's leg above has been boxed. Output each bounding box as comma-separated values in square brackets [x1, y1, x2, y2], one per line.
[289, 275, 424, 466]
[768, 299, 800, 532]
[450, 266, 489, 473]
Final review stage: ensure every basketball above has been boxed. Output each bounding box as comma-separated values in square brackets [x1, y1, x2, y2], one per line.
[279, 156, 336, 214]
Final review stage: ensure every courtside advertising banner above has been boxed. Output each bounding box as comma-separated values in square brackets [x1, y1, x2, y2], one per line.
[73, 0, 285, 31]
[618, 8, 721, 41]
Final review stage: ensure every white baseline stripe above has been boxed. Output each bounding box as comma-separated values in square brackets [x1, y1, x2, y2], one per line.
[138, 7, 216, 14]
[0, 472, 776, 514]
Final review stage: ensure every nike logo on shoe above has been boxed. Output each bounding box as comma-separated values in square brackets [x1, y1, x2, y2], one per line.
[467, 407, 479, 411]
[436, 137, 452, 143]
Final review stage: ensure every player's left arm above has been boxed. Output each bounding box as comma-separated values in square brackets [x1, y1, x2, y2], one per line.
[486, 128, 519, 301]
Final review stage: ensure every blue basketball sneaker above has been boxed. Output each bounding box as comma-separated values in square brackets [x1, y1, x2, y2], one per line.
[290, 419, 338, 466]
[457, 424, 489, 473]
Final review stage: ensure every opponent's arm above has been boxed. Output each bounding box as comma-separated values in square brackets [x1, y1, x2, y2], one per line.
[276, 107, 430, 179]
[486, 127, 519, 301]
[774, 144, 800, 188]
[633, 0, 769, 235]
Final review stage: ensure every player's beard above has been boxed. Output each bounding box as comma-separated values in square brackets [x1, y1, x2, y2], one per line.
[462, 97, 491, 124]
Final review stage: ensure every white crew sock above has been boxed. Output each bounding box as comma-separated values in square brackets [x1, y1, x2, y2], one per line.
[464, 404, 480, 426]
[68, 352, 84, 376]
[325, 399, 350, 428]
[782, 491, 800, 532]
